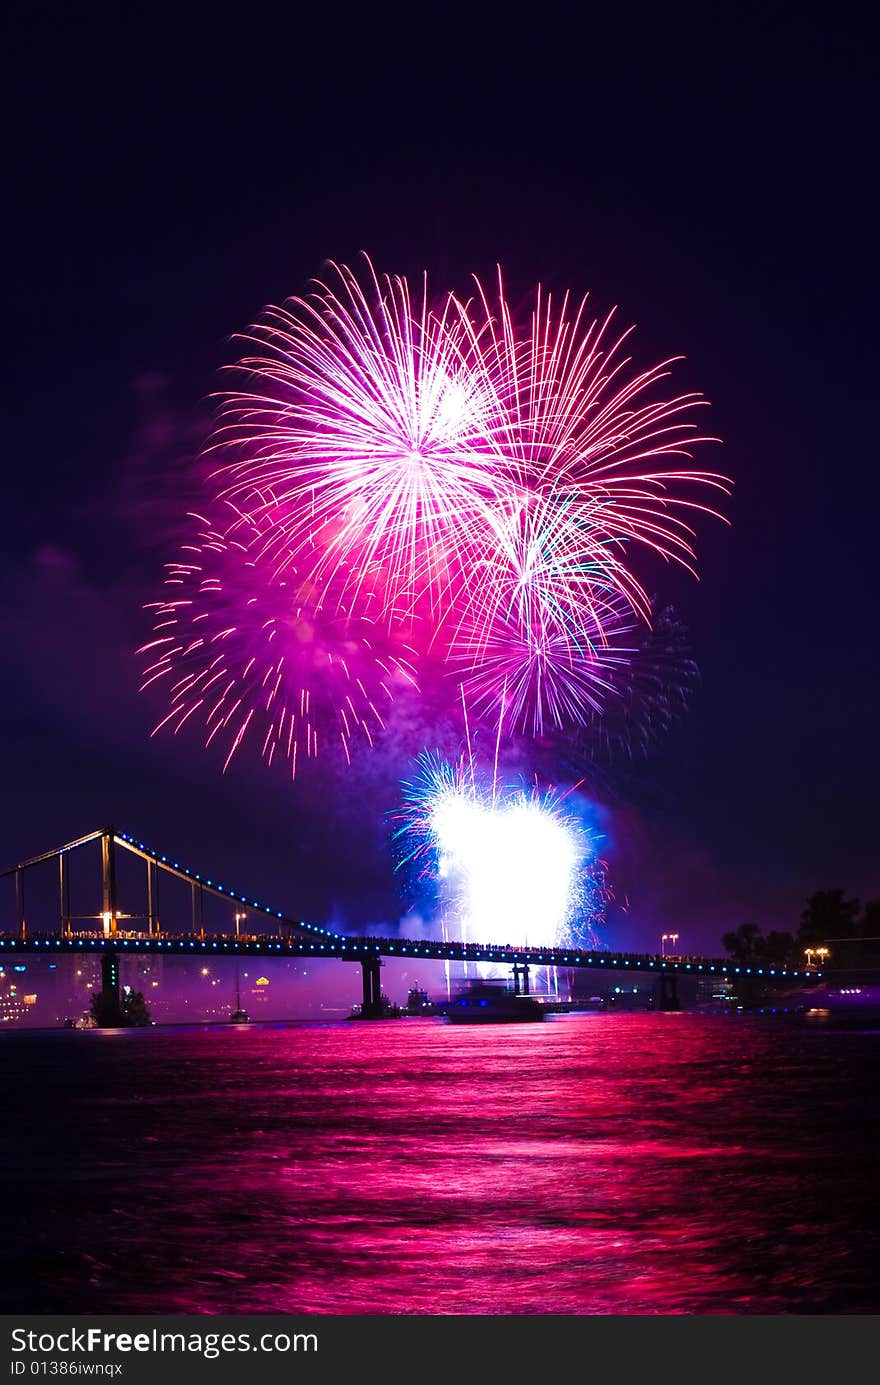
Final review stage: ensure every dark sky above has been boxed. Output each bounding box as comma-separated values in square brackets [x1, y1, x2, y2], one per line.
[3, 2, 878, 955]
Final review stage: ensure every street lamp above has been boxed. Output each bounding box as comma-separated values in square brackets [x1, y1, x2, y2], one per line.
[234, 910, 246, 939]
[804, 947, 816, 970]
[661, 932, 680, 957]
[815, 946, 830, 970]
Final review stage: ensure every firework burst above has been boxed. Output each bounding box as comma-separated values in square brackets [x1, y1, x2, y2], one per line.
[452, 271, 729, 615]
[142, 255, 729, 770]
[139, 503, 417, 777]
[210, 258, 503, 623]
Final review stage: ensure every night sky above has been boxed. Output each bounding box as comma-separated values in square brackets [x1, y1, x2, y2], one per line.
[3, 4, 878, 955]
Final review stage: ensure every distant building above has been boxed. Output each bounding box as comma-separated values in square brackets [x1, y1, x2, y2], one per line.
[0, 971, 27, 1025]
[695, 975, 734, 1004]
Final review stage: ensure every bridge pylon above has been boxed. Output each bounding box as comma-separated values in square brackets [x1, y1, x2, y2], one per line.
[15, 869, 25, 940]
[101, 829, 118, 937]
[101, 950, 120, 1011]
[359, 957, 384, 1019]
[512, 962, 531, 995]
[59, 853, 71, 937]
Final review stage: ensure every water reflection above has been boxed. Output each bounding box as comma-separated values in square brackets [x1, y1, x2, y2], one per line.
[0, 1014, 877, 1313]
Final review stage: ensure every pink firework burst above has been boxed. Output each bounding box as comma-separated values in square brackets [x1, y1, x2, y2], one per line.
[142, 256, 730, 769]
[451, 484, 642, 734]
[139, 502, 417, 776]
[210, 256, 504, 625]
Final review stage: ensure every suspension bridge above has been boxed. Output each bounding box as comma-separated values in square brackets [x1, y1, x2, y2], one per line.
[0, 827, 823, 1018]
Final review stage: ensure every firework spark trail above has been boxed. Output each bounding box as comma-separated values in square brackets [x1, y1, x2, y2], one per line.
[449, 484, 648, 734]
[142, 255, 729, 769]
[451, 271, 729, 614]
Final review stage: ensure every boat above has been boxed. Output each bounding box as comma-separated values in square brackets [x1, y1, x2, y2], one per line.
[572, 995, 607, 1012]
[229, 969, 249, 1024]
[444, 979, 546, 1023]
[404, 985, 437, 1016]
[346, 994, 403, 1020]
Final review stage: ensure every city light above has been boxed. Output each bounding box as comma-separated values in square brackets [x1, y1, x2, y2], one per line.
[661, 932, 680, 957]
[804, 946, 830, 971]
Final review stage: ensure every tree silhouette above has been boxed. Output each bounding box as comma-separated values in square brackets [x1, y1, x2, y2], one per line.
[797, 890, 860, 945]
[722, 889, 878, 983]
[757, 930, 796, 965]
[121, 989, 152, 1026]
[721, 923, 795, 966]
[90, 987, 152, 1028]
[721, 922, 762, 964]
[860, 899, 880, 936]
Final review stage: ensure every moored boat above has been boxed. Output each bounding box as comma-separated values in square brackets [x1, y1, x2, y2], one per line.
[445, 980, 546, 1023]
[229, 969, 249, 1024]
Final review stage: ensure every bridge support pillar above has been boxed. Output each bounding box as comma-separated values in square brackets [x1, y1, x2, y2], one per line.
[512, 963, 530, 996]
[658, 971, 680, 1012]
[359, 957, 383, 1018]
[101, 950, 121, 1013]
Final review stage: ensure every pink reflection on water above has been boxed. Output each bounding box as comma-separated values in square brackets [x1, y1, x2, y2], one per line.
[2, 1013, 878, 1313]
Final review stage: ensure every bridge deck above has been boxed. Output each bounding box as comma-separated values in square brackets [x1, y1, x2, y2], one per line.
[0, 932, 821, 983]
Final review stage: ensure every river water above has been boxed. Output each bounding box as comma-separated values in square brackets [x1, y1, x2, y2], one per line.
[1, 1013, 877, 1314]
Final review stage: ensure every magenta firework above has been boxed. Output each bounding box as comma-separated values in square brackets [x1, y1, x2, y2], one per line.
[141, 256, 728, 772]
[140, 504, 418, 774]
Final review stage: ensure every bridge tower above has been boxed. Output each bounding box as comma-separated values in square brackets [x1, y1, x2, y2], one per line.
[101, 830, 118, 937]
[146, 858, 158, 936]
[14, 869, 25, 939]
[59, 853, 71, 937]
